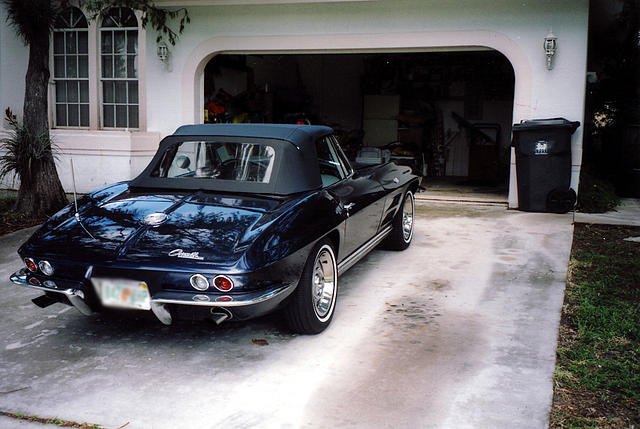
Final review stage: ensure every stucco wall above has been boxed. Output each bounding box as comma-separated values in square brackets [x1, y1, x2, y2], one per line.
[148, 0, 589, 206]
[0, 0, 589, 203]
[0, 6, 29, 121]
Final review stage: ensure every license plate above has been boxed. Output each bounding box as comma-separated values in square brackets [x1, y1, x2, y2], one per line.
[94, 278, 151, 310]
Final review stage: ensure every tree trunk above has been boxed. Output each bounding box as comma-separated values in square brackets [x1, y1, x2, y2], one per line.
[17, 22, 67, 217]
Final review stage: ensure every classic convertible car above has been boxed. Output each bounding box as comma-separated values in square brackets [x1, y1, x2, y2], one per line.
[10, 124, 419, 334]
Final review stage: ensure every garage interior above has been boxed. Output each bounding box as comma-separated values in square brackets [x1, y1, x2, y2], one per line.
[203, 51, 515, 199]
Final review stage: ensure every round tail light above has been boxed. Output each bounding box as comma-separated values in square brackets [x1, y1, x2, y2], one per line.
[213, 275, 234, 292]
[24, 258, 37, 272]
[38, 260, 54, 276]
[189, 274, 209, 291]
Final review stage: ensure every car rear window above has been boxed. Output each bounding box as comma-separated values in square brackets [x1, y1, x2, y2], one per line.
[150, 141, 276, 183]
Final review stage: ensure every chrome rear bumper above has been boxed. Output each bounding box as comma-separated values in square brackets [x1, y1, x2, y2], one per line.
[10, 268, 93, 315]
[149, 284, 295, 325]
[10, 268, 295, 325]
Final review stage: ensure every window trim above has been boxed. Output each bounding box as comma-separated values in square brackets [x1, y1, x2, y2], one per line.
[99, 9, 140, 130]
[52, 10, 90, 129]
[48, 7, 147, 132]
[316, 136, 348, 188]
[330, 135, 354, 178]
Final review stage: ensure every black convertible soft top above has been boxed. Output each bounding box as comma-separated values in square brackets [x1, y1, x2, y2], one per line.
[130, 124, 334, 195]
[173, 124, 332, 150]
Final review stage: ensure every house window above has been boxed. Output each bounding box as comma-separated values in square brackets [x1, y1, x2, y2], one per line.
[100, 7, 139, 129]
[53, 7, 89, 127]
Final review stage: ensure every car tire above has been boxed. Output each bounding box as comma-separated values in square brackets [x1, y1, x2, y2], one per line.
[384, 190, 414, 250]
[285, 239, 338, 334]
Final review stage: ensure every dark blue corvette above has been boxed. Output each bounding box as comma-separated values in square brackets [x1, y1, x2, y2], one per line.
[11, 124, 419, 334]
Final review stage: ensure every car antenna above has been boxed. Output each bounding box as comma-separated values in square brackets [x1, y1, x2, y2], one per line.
[70, 157, 95, 240]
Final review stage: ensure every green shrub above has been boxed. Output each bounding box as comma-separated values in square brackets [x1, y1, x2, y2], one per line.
[0, 108, 57, 186]
[577, 173, 620, 213]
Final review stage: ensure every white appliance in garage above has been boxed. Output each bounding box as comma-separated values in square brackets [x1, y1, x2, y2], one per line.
[363, 95, 399, 147]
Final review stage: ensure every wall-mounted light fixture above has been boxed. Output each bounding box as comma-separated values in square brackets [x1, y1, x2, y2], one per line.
[157, 41, 168, 63]
[543, 31, 557, 70]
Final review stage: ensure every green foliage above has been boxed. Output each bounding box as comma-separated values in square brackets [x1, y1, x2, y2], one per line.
[2, 0, 190, 50]
[0, 192, 16, 214]
[82, 0, 190, 45]
[576, 172, 620, 213]
[556, 224, 640, 405]
[0, 108, 57, 184]
[589, 0, 640, 125]
[1, 0, 61, 45]
[582, 0, 640, 197]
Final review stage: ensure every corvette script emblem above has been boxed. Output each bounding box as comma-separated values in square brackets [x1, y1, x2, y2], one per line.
[168, 249, 204, 260]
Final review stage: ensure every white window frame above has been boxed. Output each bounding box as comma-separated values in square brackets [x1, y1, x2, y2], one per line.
[99, 8, 140, 130]
[48, 6, 147, 132]
[97, 8, 140, 130]
[52, 8, 90, 129]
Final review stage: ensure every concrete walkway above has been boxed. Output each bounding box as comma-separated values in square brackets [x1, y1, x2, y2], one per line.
[0, 203, 574, 429]
[574, 198, 640, 226]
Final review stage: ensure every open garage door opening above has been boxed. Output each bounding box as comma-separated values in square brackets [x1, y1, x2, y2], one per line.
[203, 51, 515, 197]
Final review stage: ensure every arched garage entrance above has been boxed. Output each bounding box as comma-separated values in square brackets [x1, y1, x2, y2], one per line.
[181, 32, 532, 207]
[203, 52, 515, 195]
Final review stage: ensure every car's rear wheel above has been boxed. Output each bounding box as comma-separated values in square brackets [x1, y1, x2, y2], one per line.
[285, 239, 338, 334]
[384, 190, 414, 250]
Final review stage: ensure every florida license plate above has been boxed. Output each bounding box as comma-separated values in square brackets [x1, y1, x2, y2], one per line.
[94, 278, 151, 310]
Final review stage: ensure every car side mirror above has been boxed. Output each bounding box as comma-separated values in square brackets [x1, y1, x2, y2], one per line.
[176, 155, 191, 169]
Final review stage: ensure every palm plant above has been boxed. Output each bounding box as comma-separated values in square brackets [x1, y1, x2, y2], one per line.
[2, 0, 68, 216]
[0, 108, 60, 209]
[1, 0, 190, 217]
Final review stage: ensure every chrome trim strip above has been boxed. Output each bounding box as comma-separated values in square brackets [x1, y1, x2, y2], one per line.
[150, 282, 296, 308]
[337, 226, 392, 275]
[10, 268, 93, 315]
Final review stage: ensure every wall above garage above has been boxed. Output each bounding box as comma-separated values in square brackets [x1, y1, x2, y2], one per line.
[145, 0, 588, 206]
[0, 0, 589, 206]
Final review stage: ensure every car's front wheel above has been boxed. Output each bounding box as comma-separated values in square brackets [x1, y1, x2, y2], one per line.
[285, 239, 338, 334]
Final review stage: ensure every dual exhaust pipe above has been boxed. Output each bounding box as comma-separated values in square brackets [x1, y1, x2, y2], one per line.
[32, 294, 233, 327]
[14, 268, 234, 327]
[150, 302, 232, 326]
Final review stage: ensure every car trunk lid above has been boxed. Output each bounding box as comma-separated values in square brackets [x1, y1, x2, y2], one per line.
[33, 190, 287, 265]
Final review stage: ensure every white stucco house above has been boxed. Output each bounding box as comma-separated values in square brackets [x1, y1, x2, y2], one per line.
[0, 0, 589, 208]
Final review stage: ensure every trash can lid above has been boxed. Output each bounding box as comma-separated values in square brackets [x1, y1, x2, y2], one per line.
[512, 118, 580, 133]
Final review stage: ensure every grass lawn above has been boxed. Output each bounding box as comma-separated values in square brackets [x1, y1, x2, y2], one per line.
[550, 223, 640, 428]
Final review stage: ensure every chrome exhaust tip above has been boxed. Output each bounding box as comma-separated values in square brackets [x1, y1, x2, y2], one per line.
[210, 308, 232, 325]
[151, 302, 173, 325]
[66, 290, 93, 316]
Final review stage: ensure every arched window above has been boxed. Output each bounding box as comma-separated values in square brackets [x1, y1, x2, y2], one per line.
[53, 7, 89, 127]
[100, 7, 139, 128]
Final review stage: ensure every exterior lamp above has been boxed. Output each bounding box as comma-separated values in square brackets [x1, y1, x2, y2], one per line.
[157, 41, 168, 63]
[543, 31, 557, 70]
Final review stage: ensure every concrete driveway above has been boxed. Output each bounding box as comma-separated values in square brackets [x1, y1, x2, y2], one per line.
[0, 202, 574, 429]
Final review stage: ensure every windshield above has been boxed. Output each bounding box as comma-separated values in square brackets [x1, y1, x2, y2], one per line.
[151, 141, 276, 183]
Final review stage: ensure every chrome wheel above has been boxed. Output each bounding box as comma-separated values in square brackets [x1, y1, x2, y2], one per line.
[402, 191, 414, 243]
[285, 239, 339, 334]
[311, 245, 337, 321]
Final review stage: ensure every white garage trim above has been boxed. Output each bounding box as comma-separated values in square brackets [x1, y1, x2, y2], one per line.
[181, 30, 532, 207]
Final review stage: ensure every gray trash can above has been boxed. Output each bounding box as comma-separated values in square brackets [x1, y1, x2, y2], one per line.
[512, 118, 580, 213]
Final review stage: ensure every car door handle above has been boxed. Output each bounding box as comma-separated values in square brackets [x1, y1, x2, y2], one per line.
[383, 177, 400, 184]
[343, 203, 355, 210]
